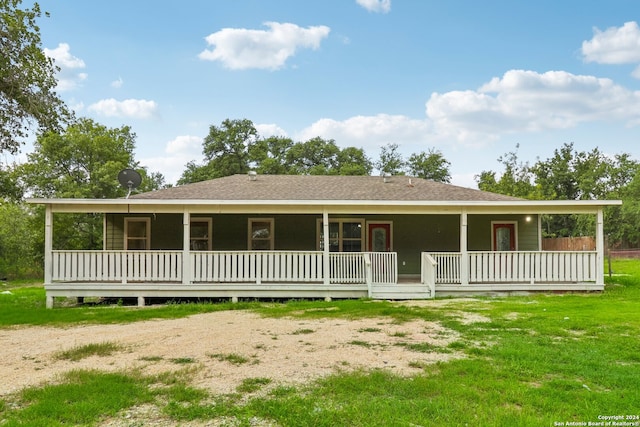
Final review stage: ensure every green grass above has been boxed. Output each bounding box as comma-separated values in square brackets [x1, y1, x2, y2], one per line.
[1, 260, 639, 426]
[0, 283, 259, 327]
[54, 341, 124, 362]
[209, 352, 252, 365]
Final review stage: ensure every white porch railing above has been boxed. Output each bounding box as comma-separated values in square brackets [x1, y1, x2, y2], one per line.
[367, 252, 398, 285]
[191, 251, 325, 283]
[52, 250, 397, 286]
[52, 250, 183, 282]
[420, 253, 437, 296]
[428, 251, 598, 284]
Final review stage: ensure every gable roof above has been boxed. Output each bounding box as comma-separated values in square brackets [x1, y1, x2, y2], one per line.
[130, 174, 522, 202]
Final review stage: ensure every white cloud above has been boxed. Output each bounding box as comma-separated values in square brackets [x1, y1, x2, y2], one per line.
[141, 135, 203, 184]
[425, 69, 640, 141]
[256, 123, 288, 138]
[297, 114, 432, 152]
[581, 21, 640, 64]
[43, 43, 87, 91]
[165, 135, 202, 155]
[111, 77, 124, 88]
[198, 22, 330, 70]
[88, 98, 159, 119]
[356, 0, 391, 13]
[292, 70, 640, 153]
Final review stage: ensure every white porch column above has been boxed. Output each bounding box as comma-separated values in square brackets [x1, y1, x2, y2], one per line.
[596, 208, 604, 287]
[460, 209, 469, 286]
[182, 208, 191, 285]
[537, 214, 543, 250]
[44, 205, 53, 285]
[323, 209, 330, 285]
[44, 205, 54, 309]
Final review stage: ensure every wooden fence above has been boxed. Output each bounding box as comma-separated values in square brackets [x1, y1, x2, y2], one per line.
[542, 237, 595, 251]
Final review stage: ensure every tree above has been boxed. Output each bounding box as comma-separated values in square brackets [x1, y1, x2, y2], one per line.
[202, 118, 257, 176]
[178, 118, 258, 184]
[0, 202, 41, 278]
[248, 135, 295, 175]
[476, 144, 537, 198]
[19, 118, 165, 249]
[0, 160, 22, 201]
[286, 137, 341, 175]
[0, 0, 72, 154]
[407, 148, 451, 183]
[334, 146, 372, 175]
[376, 143, 405, 175]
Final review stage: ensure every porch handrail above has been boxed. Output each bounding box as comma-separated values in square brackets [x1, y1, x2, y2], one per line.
[51, 250, 182, 283]
[420, 252, 438, 296]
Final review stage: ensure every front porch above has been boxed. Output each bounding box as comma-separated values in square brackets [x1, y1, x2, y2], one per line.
[45, 249, 602, 307]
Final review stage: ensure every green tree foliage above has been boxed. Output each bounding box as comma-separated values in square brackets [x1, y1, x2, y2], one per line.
[0, 160, 22, 201]
[20, 118, 160, 198]
[0, 202, 41, 278]
[178, 118, 257, 184]
[178, 119, 373, 183]
[476, 144, 538, 198]
[249, 136, 295, 175]
[478, 142, 639, 241]
[376, 143, 405, 175]
[407, 148, 451, 183]
[334, 146, 372, 175]
[17, 118, 165, 250]
[0, 0, 71, 154]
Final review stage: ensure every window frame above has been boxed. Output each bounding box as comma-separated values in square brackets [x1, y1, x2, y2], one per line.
[316, 218, 365, 252]
[124, 217, 151, 250]
[248, 218, 275, 250]
[190, 217, 212, 251]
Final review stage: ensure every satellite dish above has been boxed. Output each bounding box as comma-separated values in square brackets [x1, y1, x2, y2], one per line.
[118, 169, 142, 198]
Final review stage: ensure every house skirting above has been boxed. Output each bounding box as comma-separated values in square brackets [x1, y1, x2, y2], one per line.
[435, 282, 603, 296]
[44, 282, 371, 308]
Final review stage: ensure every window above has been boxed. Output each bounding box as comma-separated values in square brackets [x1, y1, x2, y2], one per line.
[317, 219, 364, 252]
[248, 218, 274, 250]
[190, 218, 212, 250]
[124, 218, 150, 250]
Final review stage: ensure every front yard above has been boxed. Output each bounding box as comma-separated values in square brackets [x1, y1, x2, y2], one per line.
[0, 260, 639, 426]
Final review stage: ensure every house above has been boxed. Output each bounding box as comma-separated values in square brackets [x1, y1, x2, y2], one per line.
[28, 174, 621, 308]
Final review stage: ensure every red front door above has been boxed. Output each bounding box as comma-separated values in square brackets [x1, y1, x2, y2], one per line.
[493, 223, 516, 251]
[368, 223, 391, 252]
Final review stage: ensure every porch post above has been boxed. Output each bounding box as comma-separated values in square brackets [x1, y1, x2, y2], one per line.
[537, 214, 543, 250]
[460, 209, 469, 286]
[596, 208, 604, 287]
[182, 208, 191, 285]
[44, 205, 54, 309]
[323, 209, 330, 285]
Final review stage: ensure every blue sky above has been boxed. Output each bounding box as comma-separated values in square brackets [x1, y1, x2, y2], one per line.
[24, 0, 640, 187]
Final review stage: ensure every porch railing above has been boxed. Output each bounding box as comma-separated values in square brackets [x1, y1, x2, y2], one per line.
[52, 250, 397, 286]
[420, 253, 437, 296]
[428, 251, 598, 284]
[191, 251, 325, 283]
[51, 250, 182, 282]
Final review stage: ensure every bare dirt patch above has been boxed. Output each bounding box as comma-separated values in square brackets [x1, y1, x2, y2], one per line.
[1, 310, 463, 397]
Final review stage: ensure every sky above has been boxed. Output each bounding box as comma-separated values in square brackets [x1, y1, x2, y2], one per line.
[17, 0, 640, 188]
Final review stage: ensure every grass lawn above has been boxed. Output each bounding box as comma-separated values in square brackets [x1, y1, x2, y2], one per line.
[1, 261, 639, 426]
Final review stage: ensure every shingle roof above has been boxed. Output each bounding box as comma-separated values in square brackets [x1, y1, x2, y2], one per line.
[130, 174, 521, 202]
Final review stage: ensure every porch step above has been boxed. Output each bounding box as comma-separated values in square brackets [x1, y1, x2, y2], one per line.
[370, 284, 433, 300]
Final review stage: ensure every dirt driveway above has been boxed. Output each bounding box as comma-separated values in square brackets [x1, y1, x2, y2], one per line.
[1, 308, 465, 397]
